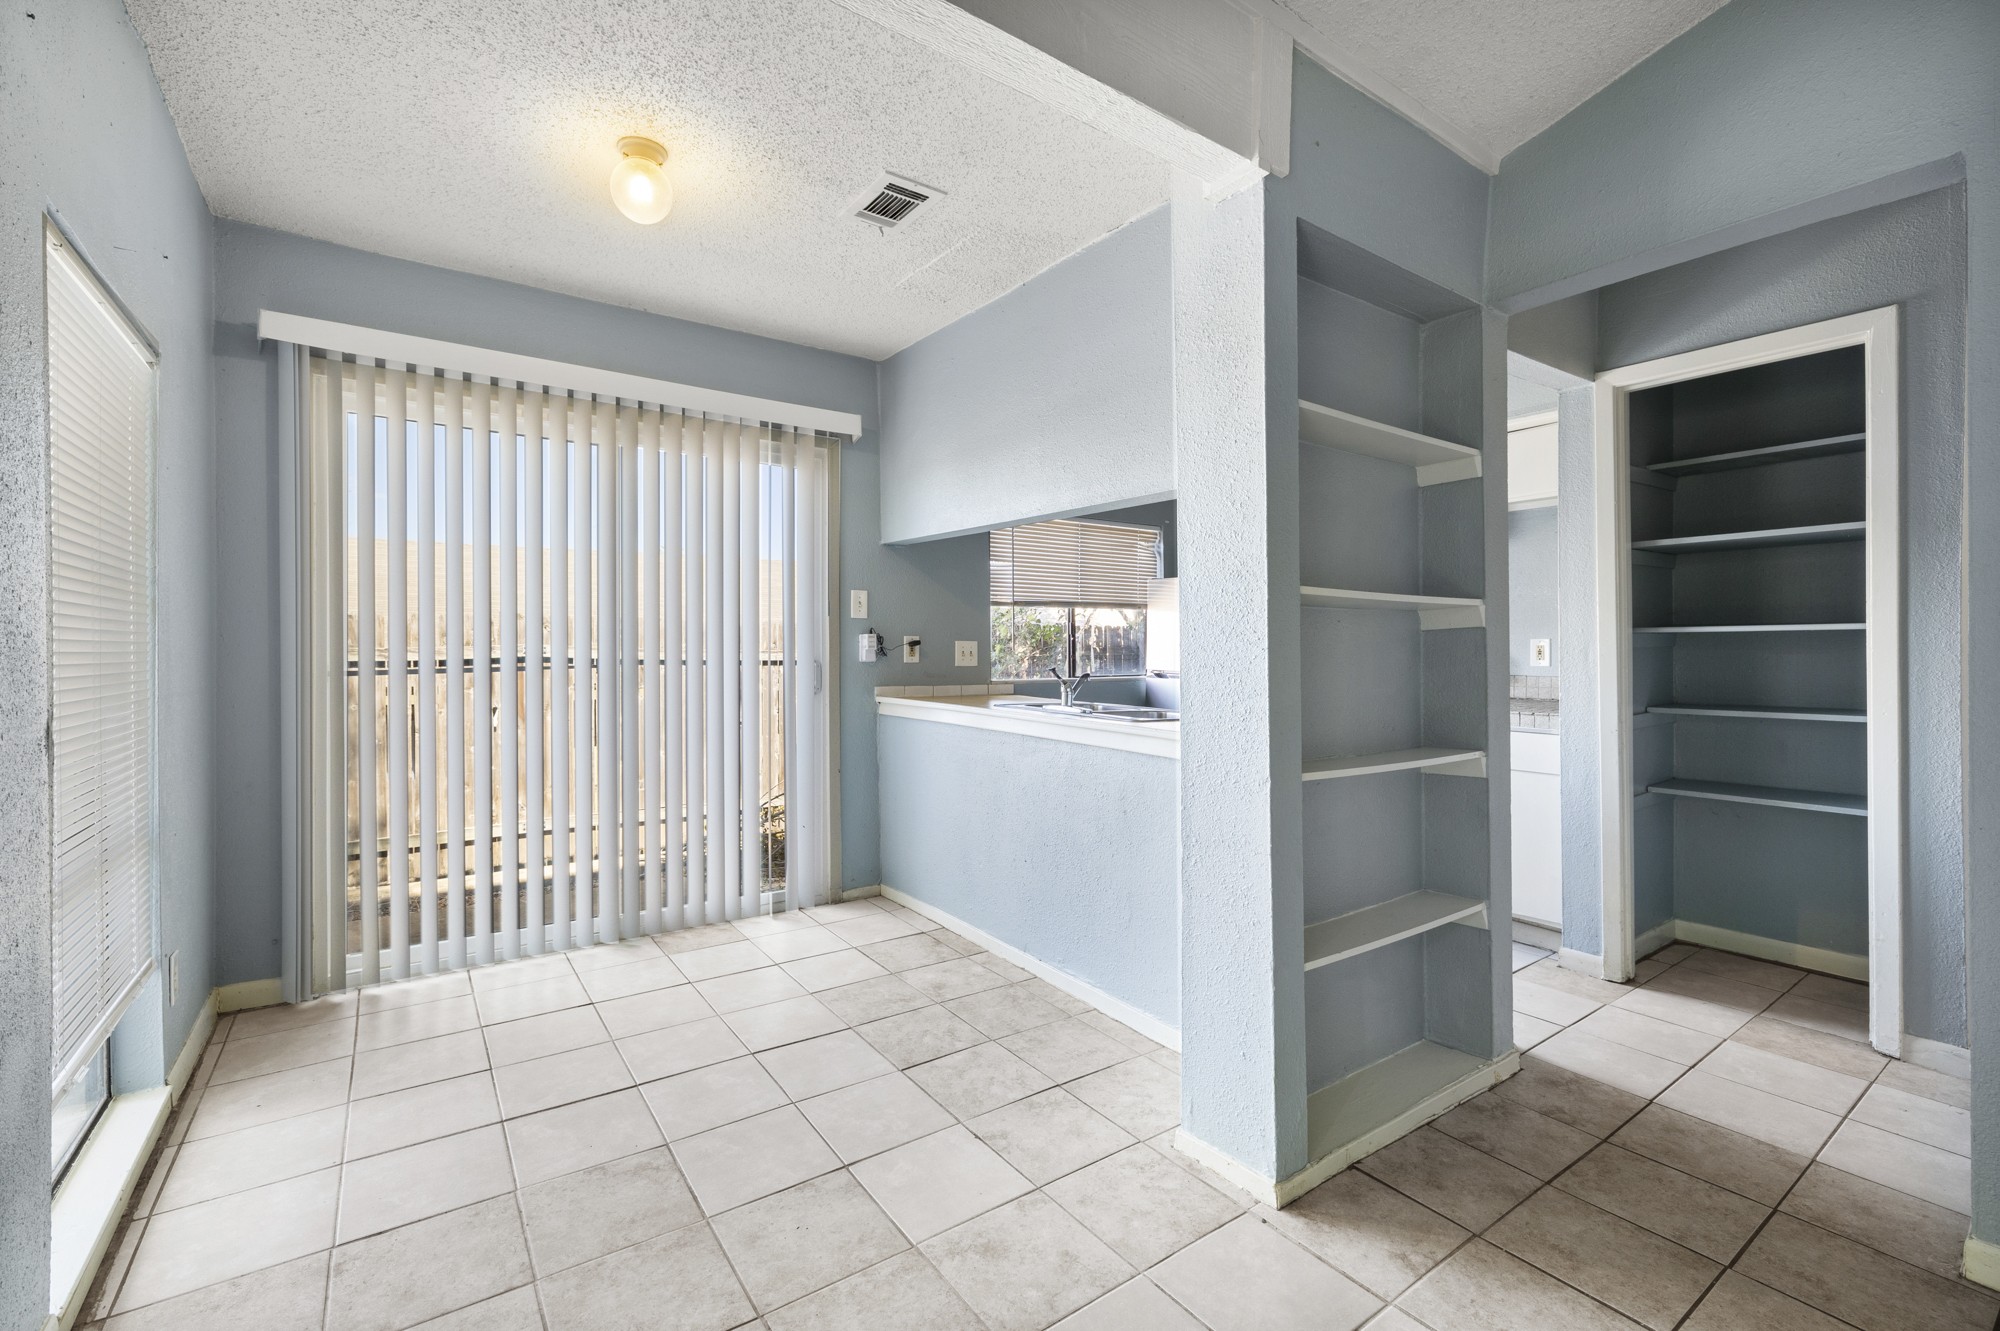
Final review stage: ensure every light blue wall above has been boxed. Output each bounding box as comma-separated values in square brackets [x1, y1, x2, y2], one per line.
[877, 206, 1173, 545]
[877, 717, 1179, 1027]
[1507, 507, 1557, 675]
[209, 221, 887, 970]
[0, 0, 219, 1317]
[1488, 0, 1999, 1241]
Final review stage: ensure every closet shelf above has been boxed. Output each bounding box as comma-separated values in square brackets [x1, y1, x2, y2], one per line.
[1647, 704, 1866, 723]
[1634, 622, 1864, 634]
[1303, 748, 1485, 781]
[1646, 433, 1866, 476]
[1298, 400, 1481, 486]
[1301, 586, 1485, 629]
[1304, 891, 1488, 971]
[1631, 521, 1865, 554]
[1646, 778, 1867, 817]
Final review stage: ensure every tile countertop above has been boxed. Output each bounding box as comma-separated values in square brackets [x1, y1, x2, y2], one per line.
[874, 688, 1179, 759]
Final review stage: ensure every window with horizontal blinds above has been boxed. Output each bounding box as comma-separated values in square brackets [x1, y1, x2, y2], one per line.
[46, 226, 157, 1100]
[989, 519, 1160, 607]
[307, 357, 832, 990]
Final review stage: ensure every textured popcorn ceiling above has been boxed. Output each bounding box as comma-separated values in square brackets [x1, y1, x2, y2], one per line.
[1279, 0, 1731, 166]
[125, 0, 1173, 359]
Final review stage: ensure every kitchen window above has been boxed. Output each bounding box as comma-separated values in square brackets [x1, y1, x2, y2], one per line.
[989, 518, 1160, 680]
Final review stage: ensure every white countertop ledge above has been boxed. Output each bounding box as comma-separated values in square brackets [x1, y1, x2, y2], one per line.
[876, 694, 1180, 759]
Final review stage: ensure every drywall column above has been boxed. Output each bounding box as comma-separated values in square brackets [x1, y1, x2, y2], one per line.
[1174, 168, 1307, 1183]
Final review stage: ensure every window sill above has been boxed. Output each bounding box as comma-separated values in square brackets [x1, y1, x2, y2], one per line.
[49, 1085, 172, 1329]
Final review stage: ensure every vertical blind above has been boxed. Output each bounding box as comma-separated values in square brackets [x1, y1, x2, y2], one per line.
[310, 359, 831, 990]
[47, 227, 156, 1098]
[989, 519, 1160, 607]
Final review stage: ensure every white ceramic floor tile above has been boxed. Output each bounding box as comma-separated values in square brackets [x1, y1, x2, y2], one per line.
[480, 1005, 610, 1068]
[641, 1055, 790, 1141]
[345, 1072, 499, 1160]
[1850, 1082, 1971, 1156]
[153, 1105, 346, 1213]
[782, 949, 891, 992]
[723, 994, 848, 1052]
[116, 1169, 340, 1312]
[336, 1124, 515, 1243]
[751, 926, 853, 963]
[1530, 1028, 1687, 1099]
[800, 1072, 958, 1163]
[492, 1041, 635, 1118]
[671, 1104, 843, 1214]
[757, 1030, 900, 1100]
[1818, 1119, 1972, 1214]
[851, 1125, 1032, 1242]
[1513, 981, 1600, 1027]
[1695, 1040, 1868, 1115]
[1514, 1011, 1562, 1050]
[1656, 1069, 1842, 1158]
[1149, 1214, 1380, 1331]
[1571, 1005, 1722, 1066]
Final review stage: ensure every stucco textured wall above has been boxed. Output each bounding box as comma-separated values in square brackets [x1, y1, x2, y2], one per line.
[877, 716, 1179, 1025]
[877, 206, 1173, 545]
[1, 0, 218, 1319]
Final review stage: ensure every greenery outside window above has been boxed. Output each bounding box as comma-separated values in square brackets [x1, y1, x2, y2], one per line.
[990, 519, 1160, 680]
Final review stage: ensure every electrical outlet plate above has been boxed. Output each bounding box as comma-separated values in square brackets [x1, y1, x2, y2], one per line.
[850, 589, 867, 619]
[902, 636, 920, 664]
[955, 640, 978, 667]
[1530, 638, 1551, 667]
[859, 632, 878, 662]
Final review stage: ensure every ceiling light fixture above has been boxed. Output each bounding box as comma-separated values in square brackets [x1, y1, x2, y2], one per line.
[610, 137, 672, 225]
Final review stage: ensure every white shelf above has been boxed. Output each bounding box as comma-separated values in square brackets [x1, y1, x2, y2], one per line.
[1632, 521, 1865, 554]
[1298, 400, 1481, 487]
[1303, 891, 1488, 971]
[1646, 778, 1867, 817]
[1647, 704, 1866, 723]
[1634, 622, 1864, 634]
[1304, 1041, 1502, 1171]
[1303, 748, 1485, 781]
[1647, 433, 1866, 476]
[1300, 586, 1485, 629]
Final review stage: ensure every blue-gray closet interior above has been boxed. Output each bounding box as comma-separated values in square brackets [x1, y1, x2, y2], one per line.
[1627, 347, 1870, 958]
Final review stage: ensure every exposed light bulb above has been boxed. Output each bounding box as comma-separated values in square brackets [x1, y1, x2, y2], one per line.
[610, 137, 672, 225]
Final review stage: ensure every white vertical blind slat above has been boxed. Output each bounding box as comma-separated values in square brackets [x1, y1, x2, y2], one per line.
[719, 421, 741, 920]
[739, 430, 760, 917]
[497, 383, 521, 960]
[471, 380, 496, 966]
[355, 363, 381, 985]
[385, 368, 411, 979]
[640, 410, 663, 935]
[444, 378, 468, 970]
[620, 406, 642, 939]
[662, 414, 688, 930]
[415, 371, 441, 974]
[523, 391, 548, 955]
[549, 397, 573, 951]
[574, 399, 597, 947]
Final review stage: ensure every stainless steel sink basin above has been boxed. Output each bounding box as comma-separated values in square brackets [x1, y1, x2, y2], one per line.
[991, 699, 1178, 723]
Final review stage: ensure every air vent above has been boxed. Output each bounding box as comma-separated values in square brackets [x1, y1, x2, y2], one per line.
[849, 171, 944, 229]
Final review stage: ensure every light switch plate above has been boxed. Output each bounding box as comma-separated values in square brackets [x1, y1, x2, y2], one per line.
[955, 640, 978, 667]
[850, 590, 867, 619]
[1530, 638, 1550, 668]
[902, 636, 921, 664]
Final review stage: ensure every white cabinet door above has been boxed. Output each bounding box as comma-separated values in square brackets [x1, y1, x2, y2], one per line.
[1511, 732, 1562, 928]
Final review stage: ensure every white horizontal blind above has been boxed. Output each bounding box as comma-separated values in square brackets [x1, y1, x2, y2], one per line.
[47, 228, 156, 1097]
[311, 358, 830, 986]
[990, 519, 1160, 607]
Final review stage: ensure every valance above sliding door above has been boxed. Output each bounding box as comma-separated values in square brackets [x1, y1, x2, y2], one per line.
[273, 319, 843, 997]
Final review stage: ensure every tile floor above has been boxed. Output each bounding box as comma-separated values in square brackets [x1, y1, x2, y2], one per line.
[81, 902, 1990, 1331]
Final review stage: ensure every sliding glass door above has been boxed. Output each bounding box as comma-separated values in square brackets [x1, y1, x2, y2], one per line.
[308, 361, 831, 991]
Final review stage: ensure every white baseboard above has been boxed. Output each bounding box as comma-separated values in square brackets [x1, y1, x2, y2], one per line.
[878, 885, 1179, 1052]
[168, 993, 218, 1105]
[1964, 1235, 2000, 1291]
[1666, 920, 1867, 981]
[1558, 947, 1607, 978]
[215, 978, 283, 1013]
[1904, 1033, 1971, 1080]
[839, 885, 883, 902]
[1631, 920, 1676, 963]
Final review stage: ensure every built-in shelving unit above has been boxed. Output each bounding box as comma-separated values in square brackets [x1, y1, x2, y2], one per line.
[1303, 891, 1488, 970]
[1646, 432, 1865, 476]
[1631, 521, 1865, 554]
[1620, 341, 1879, 996]
[1303, 748, 1485, 781]
[1647, 704, 1865, 723]
[1285, 235, 1505, 1203]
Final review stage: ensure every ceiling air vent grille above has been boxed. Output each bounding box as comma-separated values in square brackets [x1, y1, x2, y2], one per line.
[849, 172, 943, 229]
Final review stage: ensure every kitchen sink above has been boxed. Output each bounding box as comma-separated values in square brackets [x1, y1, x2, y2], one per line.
[990, 699, 1178, 723]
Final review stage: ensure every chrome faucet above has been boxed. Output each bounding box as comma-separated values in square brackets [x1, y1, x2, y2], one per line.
[1049, 667, 1091, 708]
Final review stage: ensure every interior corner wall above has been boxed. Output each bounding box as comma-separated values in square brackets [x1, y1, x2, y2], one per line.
[1487, 6, 1996, 1243]
[208, 221, 883, 972]
[1593, 186, 1968, 1044]
[0, 0, 219, 1318]
[876, 204, 1173, 545]
[1507, 507, 1557, 675]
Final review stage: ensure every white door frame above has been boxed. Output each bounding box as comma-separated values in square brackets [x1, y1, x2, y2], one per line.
[1592, 307, 1903, 1055]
